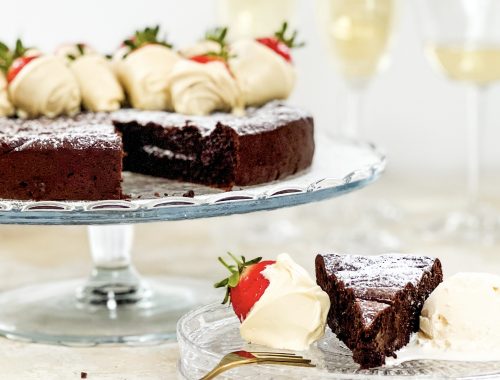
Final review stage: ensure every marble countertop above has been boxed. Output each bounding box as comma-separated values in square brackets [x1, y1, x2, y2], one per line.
[0, 174, 499, 379]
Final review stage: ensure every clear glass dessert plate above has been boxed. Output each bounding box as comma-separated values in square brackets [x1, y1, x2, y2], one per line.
[0, 137, 384, 225]
[177, 303, 500, 379]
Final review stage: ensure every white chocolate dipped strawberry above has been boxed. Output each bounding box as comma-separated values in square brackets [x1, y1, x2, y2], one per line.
[168, 28, 243, 116]
[114, 26, 180, 110]
[7, 40, 80, 118]
[58, 43, 124, 112]
[215, 253, 330, 351]
[229, 22, 301, 107]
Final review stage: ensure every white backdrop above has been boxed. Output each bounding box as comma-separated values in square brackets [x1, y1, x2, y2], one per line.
[2, 0, 500, 177]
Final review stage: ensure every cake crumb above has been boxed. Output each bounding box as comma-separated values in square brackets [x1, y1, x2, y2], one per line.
[80, 372, 87, 379]
[183, 190, 195, 198]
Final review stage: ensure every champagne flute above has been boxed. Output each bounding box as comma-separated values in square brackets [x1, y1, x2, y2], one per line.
[416, 0, 500, 242]
[318, 0, 395, 137]
[316, 0, 401, 253]
[217, 0, 297, 40]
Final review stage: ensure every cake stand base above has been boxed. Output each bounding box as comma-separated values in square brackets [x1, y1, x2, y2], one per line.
[0, 277, 213, 345]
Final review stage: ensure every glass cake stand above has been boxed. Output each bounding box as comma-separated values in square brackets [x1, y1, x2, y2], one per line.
[0, 138, 385, 345]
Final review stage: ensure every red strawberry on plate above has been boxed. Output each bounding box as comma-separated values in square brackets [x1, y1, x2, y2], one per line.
[214, 253, 276, 322]
[256, 21, 304, 63]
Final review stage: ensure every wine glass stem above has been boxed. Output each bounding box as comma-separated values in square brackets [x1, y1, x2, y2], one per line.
[344, 86, 365, 139]
[466, 85, 484, 209]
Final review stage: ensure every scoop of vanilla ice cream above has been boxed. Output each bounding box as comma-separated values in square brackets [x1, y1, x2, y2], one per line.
[240, 253, 330, 351]
[419, 272, 500, 352]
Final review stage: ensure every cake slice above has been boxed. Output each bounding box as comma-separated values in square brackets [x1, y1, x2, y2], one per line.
[0, 114, 123, 201]
[315, 253, 443, 369]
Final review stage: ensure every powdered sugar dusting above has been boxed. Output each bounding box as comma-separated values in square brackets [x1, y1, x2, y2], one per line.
[357, 299, 390, 325]
[321, 253, 436, 290]
[0, 113, 120, 152]
[112, 101, 312, 136]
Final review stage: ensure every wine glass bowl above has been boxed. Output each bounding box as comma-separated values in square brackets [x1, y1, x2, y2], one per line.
[216, 0, 297, 40]
[322, 0, 396, 87]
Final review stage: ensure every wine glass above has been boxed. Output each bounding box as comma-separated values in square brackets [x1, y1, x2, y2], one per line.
[216, 0, 297, 40]
[316, 0, 402, 253]
[415, 0, 500, 243]
[318, 0, 395, 137]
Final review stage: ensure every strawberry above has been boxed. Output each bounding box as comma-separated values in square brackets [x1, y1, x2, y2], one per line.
[190, 54, 225, 65]
[189, 27, 233, 71]
[7, 55, 38, 83]
[0, 39, 37, 83]
[62, 42, 88, 61]
[214, 253, 276, 322]
[256, 21, 304, 63]
[122, 25, 173, 56]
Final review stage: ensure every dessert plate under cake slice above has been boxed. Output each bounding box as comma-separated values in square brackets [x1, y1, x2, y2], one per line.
[177, 302, 500, 379]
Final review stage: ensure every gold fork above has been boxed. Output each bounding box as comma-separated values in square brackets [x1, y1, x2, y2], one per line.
[199, 350, 315, 380]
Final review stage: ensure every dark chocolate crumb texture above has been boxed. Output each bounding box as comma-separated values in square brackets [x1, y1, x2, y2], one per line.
[315, 253, 443, 369]
[0, 102, 314, 200]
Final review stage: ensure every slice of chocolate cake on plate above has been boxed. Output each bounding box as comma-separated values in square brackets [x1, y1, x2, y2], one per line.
[315, 253, 442, 369]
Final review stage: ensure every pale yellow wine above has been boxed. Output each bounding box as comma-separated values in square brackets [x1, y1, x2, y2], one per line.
[324, 0, 395, 82]
[427, 45, 500, 85]
[217, 0, 296, 40]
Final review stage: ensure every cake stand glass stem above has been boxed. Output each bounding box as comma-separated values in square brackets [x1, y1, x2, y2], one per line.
[466, 85, 484, 209]
[77, 225, 151, 311]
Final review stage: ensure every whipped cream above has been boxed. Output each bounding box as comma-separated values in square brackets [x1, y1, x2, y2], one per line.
[240, 253, 330, 351]
[9, 55, 81, 118]
[229, 39, 295, 106]
[114, 44, 180, 110]
[168, 59, 244, 116]
[179, 40, 221, 58]
[70, 54, 124, 112]
[0, 71, 14, 116]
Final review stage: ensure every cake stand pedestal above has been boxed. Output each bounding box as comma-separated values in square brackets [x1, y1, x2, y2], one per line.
[0, 138, 385, 345]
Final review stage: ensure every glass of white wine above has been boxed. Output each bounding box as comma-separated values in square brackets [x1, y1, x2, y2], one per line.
[416, 0, 500, 242]
[318, 0, 396, 137]
[217, 0, 297, 40]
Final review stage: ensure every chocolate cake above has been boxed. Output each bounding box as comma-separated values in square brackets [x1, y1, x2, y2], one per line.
[0, 114, 123, 200]
[112, 101, 314, 189]
[0, 102, 314, 200]
[315, 253, 443, 369]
